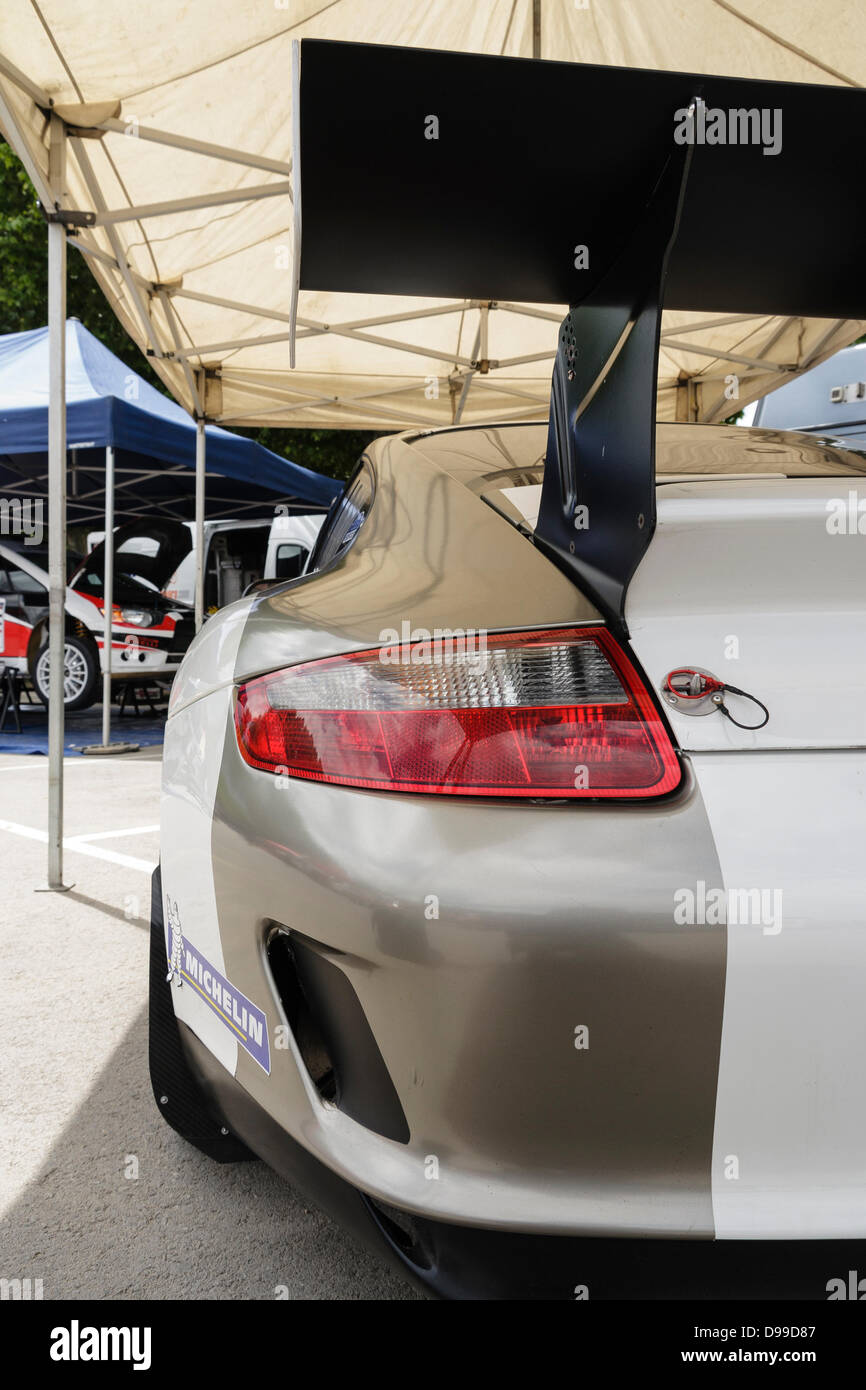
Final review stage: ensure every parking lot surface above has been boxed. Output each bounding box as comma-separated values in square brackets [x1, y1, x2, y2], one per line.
[0, 750, 418, 1300]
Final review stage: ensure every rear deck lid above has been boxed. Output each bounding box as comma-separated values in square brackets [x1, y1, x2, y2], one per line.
[625, 477, 866, 750]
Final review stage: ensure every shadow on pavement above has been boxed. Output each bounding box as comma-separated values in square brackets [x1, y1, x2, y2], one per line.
[1, 1003, 419, 1300]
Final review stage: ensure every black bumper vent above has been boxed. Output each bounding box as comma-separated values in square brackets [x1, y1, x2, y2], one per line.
[266, 929, 409, 1145]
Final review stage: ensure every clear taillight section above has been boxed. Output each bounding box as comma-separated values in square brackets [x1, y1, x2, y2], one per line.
[234, 626, 681, 798]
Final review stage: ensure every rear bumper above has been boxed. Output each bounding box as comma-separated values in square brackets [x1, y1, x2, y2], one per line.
[162, 686, 866, 1252]
[165, 694, 728, 1238]
[181, 1019, 863, 1301]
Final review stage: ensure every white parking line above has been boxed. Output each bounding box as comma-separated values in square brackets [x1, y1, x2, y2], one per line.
[0, 759, 159, 772]
[69, 825, 159, 843]
[0, 819, 156, 873]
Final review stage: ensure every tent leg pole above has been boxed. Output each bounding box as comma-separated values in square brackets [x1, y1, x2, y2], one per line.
[81, 443, 137, 759]
[45, 113, 70, 890]
[195, 419, 205, 632]
[101, 445, 114, 745]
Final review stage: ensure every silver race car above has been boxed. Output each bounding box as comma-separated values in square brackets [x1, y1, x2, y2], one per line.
[150, 42, 866, 1298]
[151, 418, 866, 1299]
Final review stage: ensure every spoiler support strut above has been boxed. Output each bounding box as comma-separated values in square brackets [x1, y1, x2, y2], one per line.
[536, 126, 696, 633]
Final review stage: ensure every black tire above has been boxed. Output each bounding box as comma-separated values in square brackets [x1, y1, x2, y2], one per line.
[31, 633, 99, 712]
[149, 865, 256, 1163]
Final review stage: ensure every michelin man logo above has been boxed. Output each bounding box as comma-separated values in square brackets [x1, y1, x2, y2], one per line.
[165, 896, 184, 987]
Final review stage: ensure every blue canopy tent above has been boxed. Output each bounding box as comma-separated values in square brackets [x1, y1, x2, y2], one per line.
[0, 319, 341, 525]
[0, 319, 342, 754]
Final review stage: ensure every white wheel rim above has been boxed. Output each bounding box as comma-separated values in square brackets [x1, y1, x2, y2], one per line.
[36, 643, 89, 703]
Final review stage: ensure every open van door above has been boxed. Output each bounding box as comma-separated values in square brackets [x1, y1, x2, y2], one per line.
[264, 513, 326, 581]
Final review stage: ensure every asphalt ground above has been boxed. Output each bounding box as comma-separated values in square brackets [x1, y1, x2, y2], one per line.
[0, 747, 418, 1300]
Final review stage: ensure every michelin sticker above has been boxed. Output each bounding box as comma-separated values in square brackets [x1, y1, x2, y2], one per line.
[166, 896, 270, 1074]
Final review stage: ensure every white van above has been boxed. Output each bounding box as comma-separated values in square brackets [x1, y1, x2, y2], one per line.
[752, 342, 866, 450]
[87, 512, 327, 614]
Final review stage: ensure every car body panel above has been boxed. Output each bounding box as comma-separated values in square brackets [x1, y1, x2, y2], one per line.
[700, 749, 866, 1238]
[167, 596, 254, 716]
[626, 477, 866, 751]
[233, 433, 600, 686]
[161, 690, 239, 1077]
[0, 597, 30, 661]
[157, 419, 866, 1263]
[195, 752, 726, 1235]
[405, 419, 866, 481]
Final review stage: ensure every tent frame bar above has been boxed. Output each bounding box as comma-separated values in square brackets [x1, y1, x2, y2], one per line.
[63, 229, 849, 426]
[0, 77, 54, 206]
[0, 63, 294, 183]
[658, 339, 796, 373]
[172, 286, 478, 332]
[660, 313, 765, 339]
[94, 116, 293, 177]
[95, 179, 292, 226]
[799, 319, 847, 371]
[71, 137, 166, 358]
[159, 289, 204, 415]
[68, 233, 830, 413]
[0, 51, 52, 107]
[217, 368, 550, 415]
[168, 325, 481, 368]
[72, 235, 154, 289]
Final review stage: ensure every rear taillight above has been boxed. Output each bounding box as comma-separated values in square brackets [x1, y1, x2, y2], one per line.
[234, 626, 681, 798]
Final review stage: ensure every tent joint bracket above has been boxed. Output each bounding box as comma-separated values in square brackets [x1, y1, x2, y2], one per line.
[40, 206, 96, 228]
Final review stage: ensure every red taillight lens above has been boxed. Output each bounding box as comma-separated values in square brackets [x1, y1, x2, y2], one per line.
[234, 627, 681, 798]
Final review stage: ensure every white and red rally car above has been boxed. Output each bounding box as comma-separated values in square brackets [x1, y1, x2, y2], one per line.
[0, 526, 195, 710]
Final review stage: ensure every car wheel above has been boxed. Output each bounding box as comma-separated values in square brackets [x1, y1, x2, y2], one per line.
[32, 634, 99, 712]
[149, 865, 256, 1163]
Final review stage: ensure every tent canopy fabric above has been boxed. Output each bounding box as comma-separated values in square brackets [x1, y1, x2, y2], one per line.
[0, 319, 341, 522]
[0, 1, 863, 432]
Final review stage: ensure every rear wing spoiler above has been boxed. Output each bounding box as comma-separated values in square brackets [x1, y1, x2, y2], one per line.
[295, 39, 865, 628]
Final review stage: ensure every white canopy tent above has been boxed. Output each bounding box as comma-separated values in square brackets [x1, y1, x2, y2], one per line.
[0, 0, 863, 887]
[0, 1, 863, 437]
